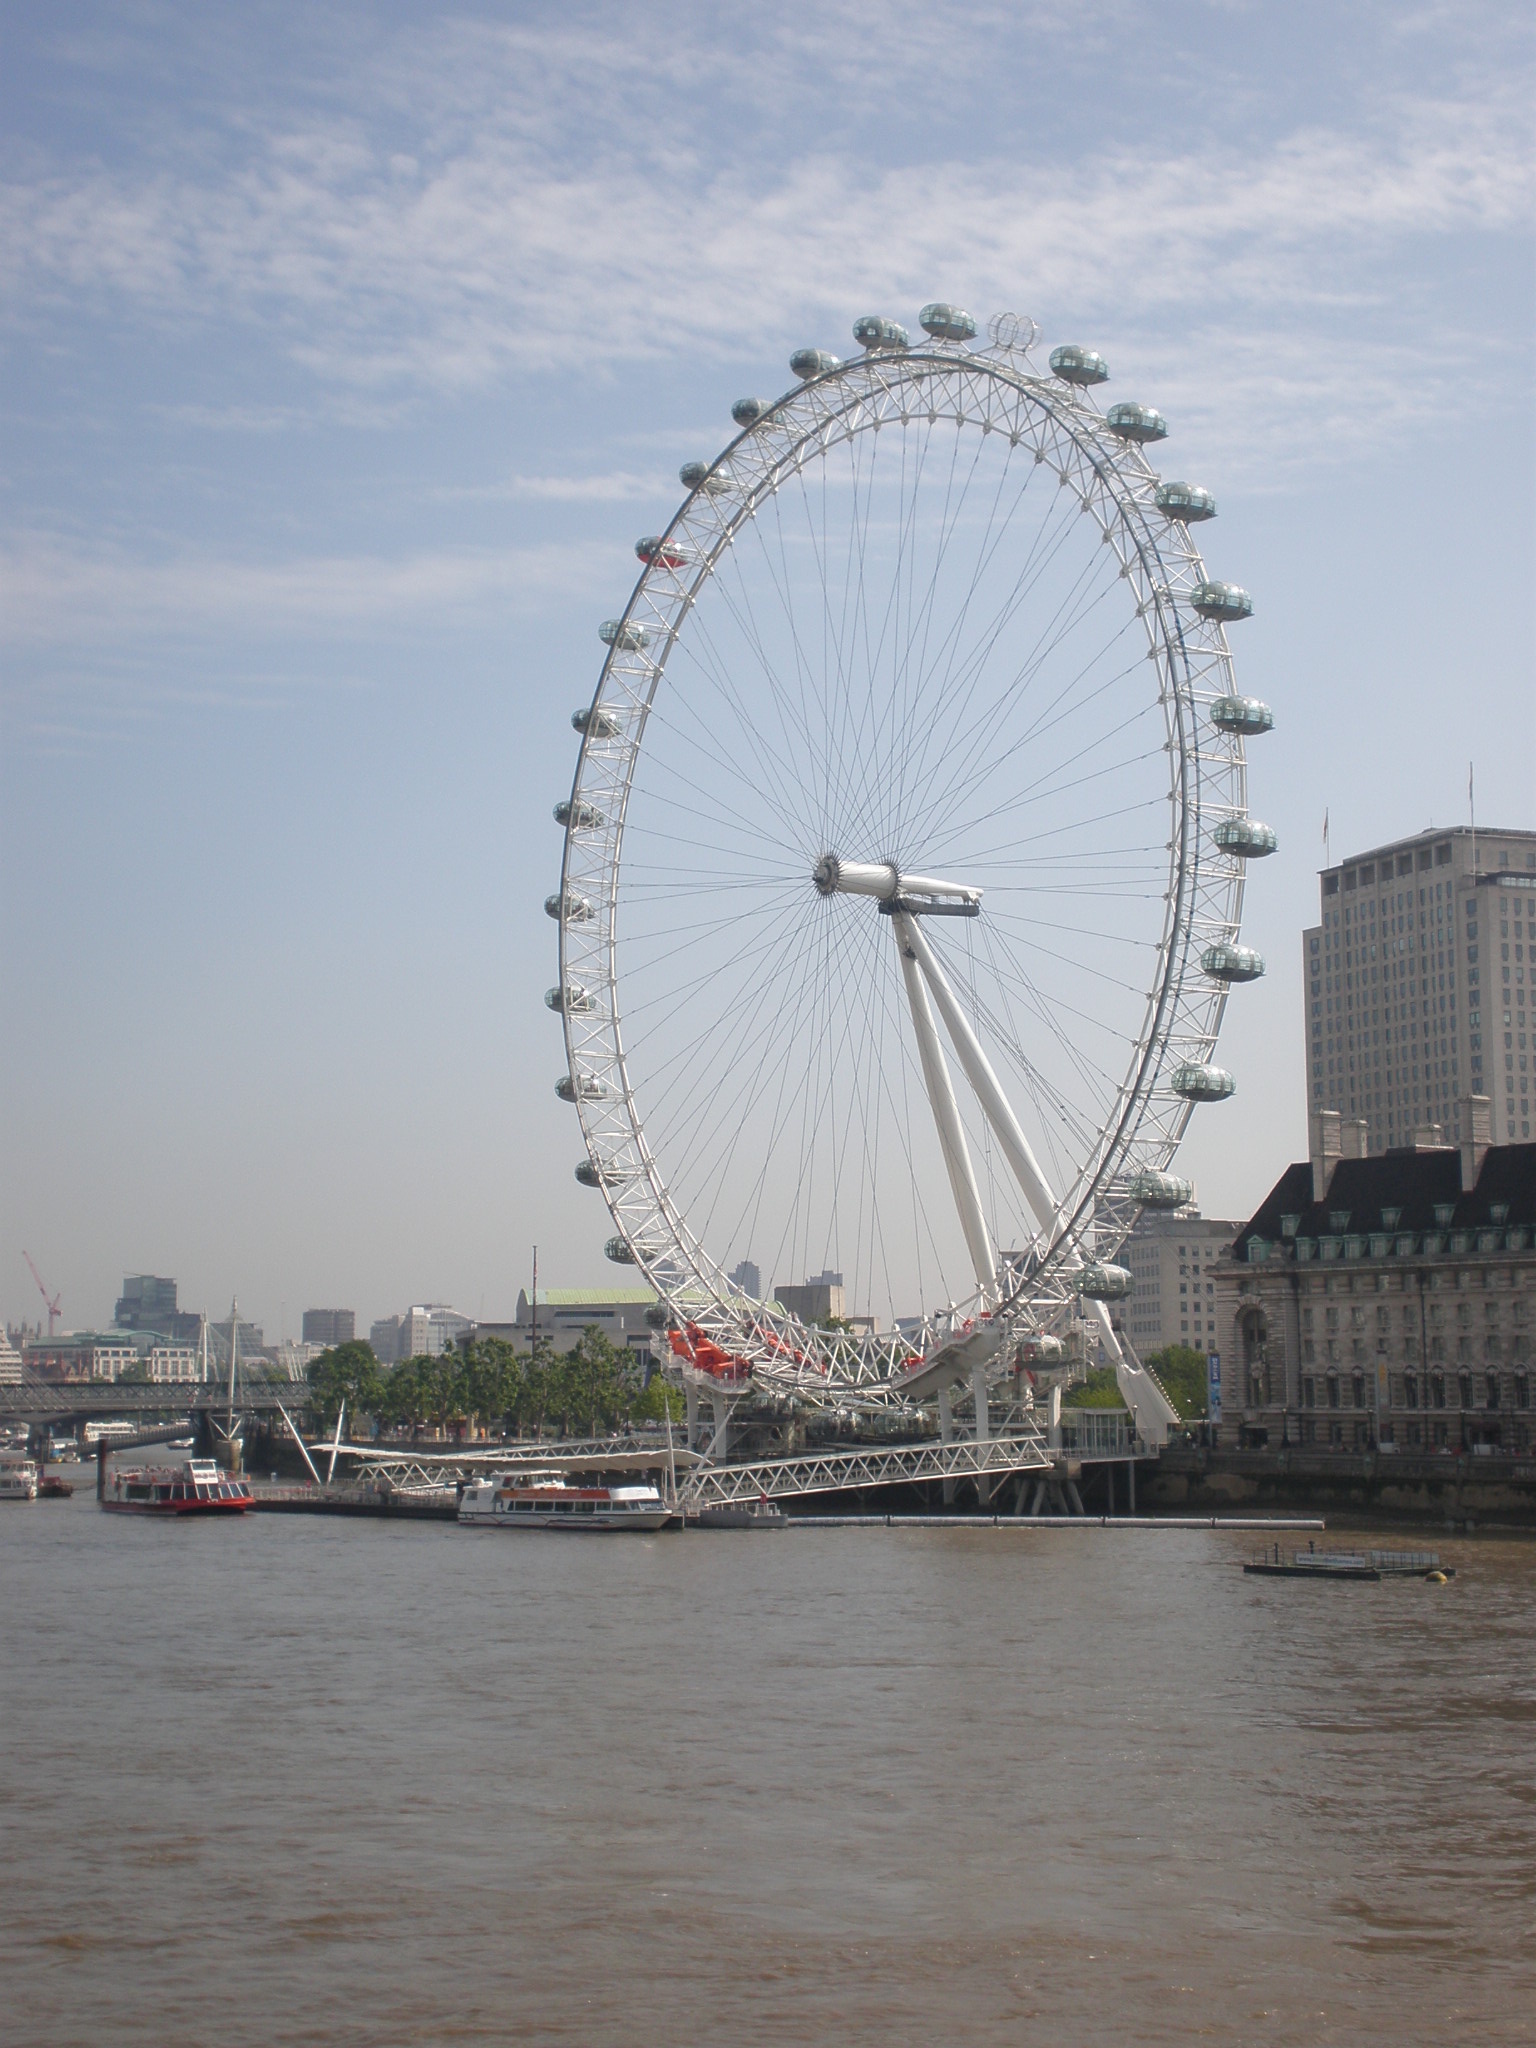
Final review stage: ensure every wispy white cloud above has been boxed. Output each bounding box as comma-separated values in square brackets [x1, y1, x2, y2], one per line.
[0, 532, 605, 647]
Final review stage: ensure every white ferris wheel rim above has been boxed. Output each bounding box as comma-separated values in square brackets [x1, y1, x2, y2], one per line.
[554, 325, 1254, 1396]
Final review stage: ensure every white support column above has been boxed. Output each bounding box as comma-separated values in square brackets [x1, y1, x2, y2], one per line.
[899, 914, 1061, 1238]
[892, 913, 995, 1293]
[938, 1384, 956, 1506]
[972, 1359, 992, 1506]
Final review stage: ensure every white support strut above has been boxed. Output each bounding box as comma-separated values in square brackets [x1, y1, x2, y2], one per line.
[891, 913, 995, 1292]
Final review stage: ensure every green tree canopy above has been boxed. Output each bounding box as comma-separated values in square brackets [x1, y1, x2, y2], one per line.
[307, 1339, 384, 1426]
[1144, 1344, 1209, 1420]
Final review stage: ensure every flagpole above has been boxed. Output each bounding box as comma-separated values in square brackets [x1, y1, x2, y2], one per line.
[1469, 763, 1476, 877]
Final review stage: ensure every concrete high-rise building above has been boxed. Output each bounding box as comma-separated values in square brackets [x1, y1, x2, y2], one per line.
[1121, 1211, 1244, 1358]
[728, 1259, 761, 1301]
[1304, 824, 1536, 1155]
[398, 1304, 472, 1358]
[302, 1309, 355, 1347]
[113, 1275, 201, 1342]
[369, 1315, 402, 1363]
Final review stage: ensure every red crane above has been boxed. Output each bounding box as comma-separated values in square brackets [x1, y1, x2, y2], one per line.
[23, 1252, 61, 1339]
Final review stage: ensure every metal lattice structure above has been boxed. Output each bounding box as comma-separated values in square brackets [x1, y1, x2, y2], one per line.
[550, 307, 1272, 1425]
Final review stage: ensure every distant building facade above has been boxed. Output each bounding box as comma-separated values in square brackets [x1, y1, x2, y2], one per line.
[728, 1259, 761, 1301]
[113, 1275, 201, 1343]
[398, 1304, 473, 1358]
[1305, 824, 1536, 1156]
[0, 1330, 24, 1383]
[479, 1288, 659, 1363]
[1212, 1102, 1534, 1452]
[1122, 1212, 1242, 1358]
[302, 1309, 355, 1347]
[772, 1270, 846, 1326]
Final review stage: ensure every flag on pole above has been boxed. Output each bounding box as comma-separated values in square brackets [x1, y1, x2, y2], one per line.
[1323, 807, 1330, 864]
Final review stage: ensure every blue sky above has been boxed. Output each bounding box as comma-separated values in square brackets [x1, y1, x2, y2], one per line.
[2, 0, 1532, 1339]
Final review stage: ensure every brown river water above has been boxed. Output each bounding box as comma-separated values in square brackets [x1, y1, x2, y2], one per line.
[2, 1487, 1533, 2047]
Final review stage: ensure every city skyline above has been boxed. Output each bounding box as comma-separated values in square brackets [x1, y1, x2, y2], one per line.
[3, 2, 1532, 1339]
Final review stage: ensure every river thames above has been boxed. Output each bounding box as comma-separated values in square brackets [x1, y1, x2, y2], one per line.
[2, 1493, 1531, 2046]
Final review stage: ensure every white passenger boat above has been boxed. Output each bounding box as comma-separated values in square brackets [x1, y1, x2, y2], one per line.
[458, 1472, 671, 1531]
[0, 1452, 39, 1500]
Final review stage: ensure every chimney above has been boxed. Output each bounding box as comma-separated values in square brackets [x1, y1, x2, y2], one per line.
[1412, 1121, 1444, 1150]
[1460, 1093, 1492, 1192]
[1340, 1117, 1369, 1160]
[1309, 1108, 1342, 1202]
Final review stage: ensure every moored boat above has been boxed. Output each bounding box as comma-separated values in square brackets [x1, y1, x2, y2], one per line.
[0, 1453, 39, 1501]
[458, 1471, 671, 1531]
[100, 1457, 253, 1515]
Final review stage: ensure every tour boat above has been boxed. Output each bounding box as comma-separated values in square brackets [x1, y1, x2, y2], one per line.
[0, 1453, 39, 1501]
[100, 1457, 253, 1515]
[458, 1471, 671, 1531]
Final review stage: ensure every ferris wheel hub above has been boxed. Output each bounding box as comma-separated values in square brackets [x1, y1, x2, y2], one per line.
[813, 853, 981, 908]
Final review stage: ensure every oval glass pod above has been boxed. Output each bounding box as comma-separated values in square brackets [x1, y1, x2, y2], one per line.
[679, 460, 731, 494]
[1079, 1261, 1132, 1300]
[604, 1236, 637, 1265]
[790, 347, 840, 378]
[1214, 818, 1278, 858]
[545, 983, 596, 1014]
[1210, 694, 1274, 736]
[575, 1159, 626, 1188]
[1050, 343, 1109, 386]
[635, 535, 691, 568]
[1154, 481, 1216, 522]
[918, 303, 977, 342]
[599, 620, 650, 649]
[1191, 580, 1253, 623]
[1015, 1332, 1064, 1363]
[1105, 401, 1167, 444]
[852, 314, 909, 350]
[1171, 1062, 1236, 1102]
[545, 891, 593, 922]
[571, 706, 620, 738]
[554, 798, 604, 829]
[555, 1073, 605, 1103]
[1128, 1170, 1194, 1208]
[731, 396, 768, 426]
[1201, 941, 1266, 982]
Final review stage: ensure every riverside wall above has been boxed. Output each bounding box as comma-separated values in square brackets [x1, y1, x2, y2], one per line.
[1148, 1444, 1536, 1528]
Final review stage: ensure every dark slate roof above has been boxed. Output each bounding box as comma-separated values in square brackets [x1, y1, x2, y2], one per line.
[1232, 1143, 1536, 1258]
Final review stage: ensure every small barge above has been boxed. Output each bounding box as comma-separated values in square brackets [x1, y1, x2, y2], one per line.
[1245, 1546, 1452, 1582]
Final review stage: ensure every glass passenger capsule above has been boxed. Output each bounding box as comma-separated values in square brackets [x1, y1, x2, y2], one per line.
[1078, 1262, 1132, 1300]
[572, 706, 620, 739]
[919, 303, 977, 342]
[545, 983, 596, 1014]
[790, 347, 840, 378]
[554, 798, 604, 829]
[1191, 580, 1252, 623]
[1154, 481, 1216, 522]
[1049, 344, 1109, 386]
[555, 1073, 606, 1103]
[1213, 818, 1278, 858]
[599, 620, 650, 650]
[1171, 1062, 1236, 1102]
[1105, 401, 1167, 444]
[1209, 694, 1274, 736]
[1128, 1170, 1194, 1208]
[852, 314, 909, 351]
[1201, 941, 1266, 982]
[1015, 1333, 1064, 1364]
[635, 535, 691, 568]
[679, 460, 731, 494]
[575, 1159, 627, 1188]
[544, 891, 593, 922]
[604, 1236, 637, 1265]
[731, 397, 768, 426]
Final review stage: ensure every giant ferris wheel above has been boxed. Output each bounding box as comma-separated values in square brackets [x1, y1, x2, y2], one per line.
[547, 306, 1274, 1422]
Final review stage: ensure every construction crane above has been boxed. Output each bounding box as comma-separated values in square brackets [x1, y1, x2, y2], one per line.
[23, 1252, 61, 1338]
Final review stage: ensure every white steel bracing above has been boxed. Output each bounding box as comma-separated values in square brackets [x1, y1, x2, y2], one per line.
[893, 912, 996, 1291]
[553, 319, 1261, 1411]
[678, 1429, 1050, 1509]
